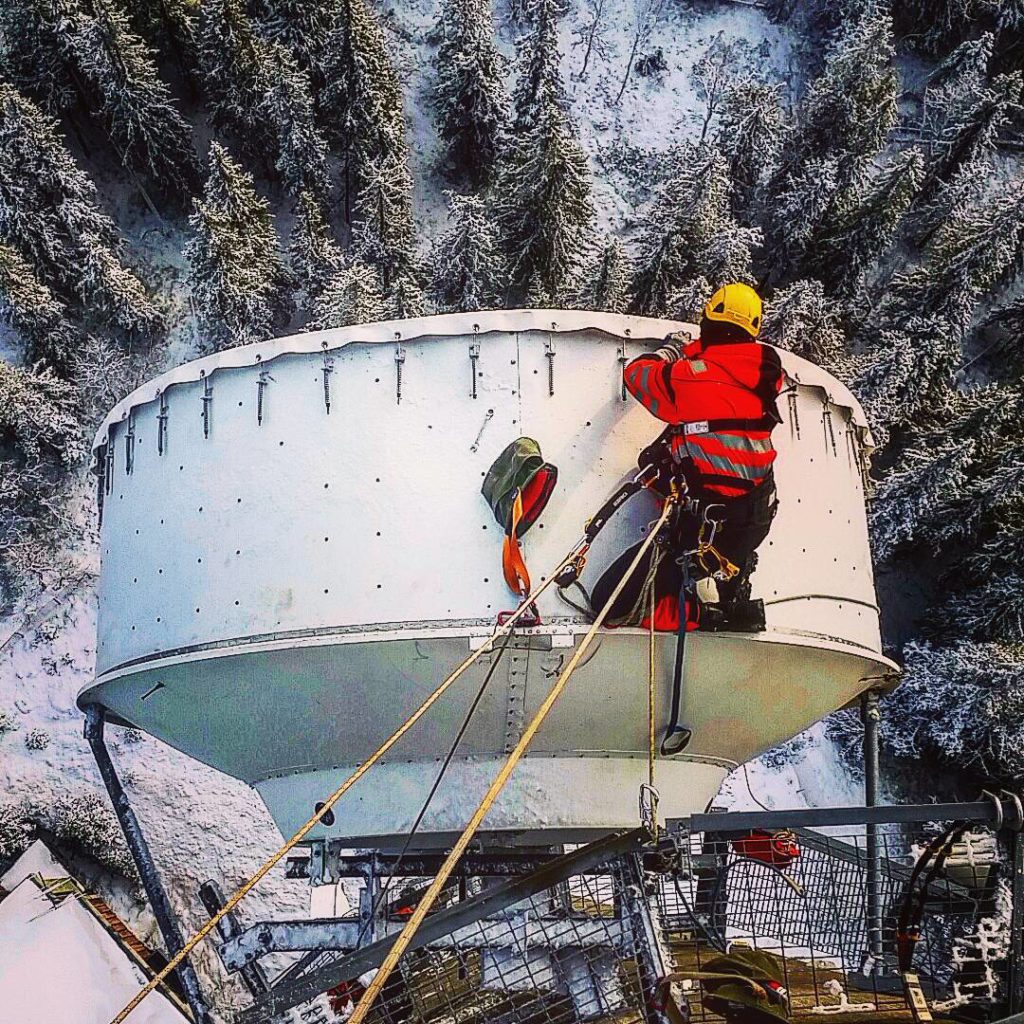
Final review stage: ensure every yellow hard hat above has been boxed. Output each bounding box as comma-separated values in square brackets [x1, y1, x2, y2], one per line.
[704, 282, 763, 338]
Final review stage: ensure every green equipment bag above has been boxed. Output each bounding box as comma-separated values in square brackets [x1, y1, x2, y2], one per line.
[658, 948, 789, 1024]
[480, 437, 558, 536]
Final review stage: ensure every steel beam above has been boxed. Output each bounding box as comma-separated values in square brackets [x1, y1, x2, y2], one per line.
[861, 690, 883, 964]
[689, 798, 1018, 833]
[83, 704, 211, 1024]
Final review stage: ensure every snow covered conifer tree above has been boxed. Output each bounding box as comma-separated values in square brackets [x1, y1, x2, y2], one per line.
[383, 270, 428, 321]
[495, 81, 594, 304]
[433, 0, 509, 185]
[310, 259, 386, 329]
[261, 48, 331, 204]
[580, 235, 630, 313]
[255, 0, 338, 88]
[184, 143, 292, 351]
[495, 3, 594, 304]
[197, 0, 280, 149]
[630, 145, 759, 316]
[432, 191, 503, 312]
[60, 0, 196, 195]
[714, 79, 785, 218]
[0, 0, 76, 113]
[510, 0, 565, 133]
[323, 0, 408, 219]
[199, 0, 330, 201]
[892, 0, 980, 56]
[887, 176, 1024, 337]
[129, 0, 198, 71]
[781, 3, 898, 182]
[817, 149, 925, 296]
[352, 152, 417, 293]
[0, 85, 161, 334]
[289, 193, 345, 305]
[0, 245, 82, 371]
[762, 279, 849, 370]
[922, 68, 1022, 200]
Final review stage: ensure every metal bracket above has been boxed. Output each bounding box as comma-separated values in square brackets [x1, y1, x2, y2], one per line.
[322, 343, 334, 414]
[124, 413, 135, 475]
[618, 343, 628, 401]
[199, 880, 271, 995]
[545, 336, 556, 396]
[395, 339, 406, 404]
[256, 358, 273, 426]
[201, 371, 213, 439]
[157, 390, 169, 456]
[469, 342, 480, 399]
[823, 405, 838, 456]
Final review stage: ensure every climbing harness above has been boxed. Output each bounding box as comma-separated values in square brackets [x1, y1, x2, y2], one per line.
[346, 499, 678, 1024]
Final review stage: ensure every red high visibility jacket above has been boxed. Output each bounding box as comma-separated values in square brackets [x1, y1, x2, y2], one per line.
[624, 337, 784, 497]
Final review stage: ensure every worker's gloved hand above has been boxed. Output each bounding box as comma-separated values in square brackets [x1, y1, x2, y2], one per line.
[654, 331, 689, 362]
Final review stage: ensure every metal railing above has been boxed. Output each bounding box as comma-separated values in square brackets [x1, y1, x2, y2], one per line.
[232, 797, 1024, 1024]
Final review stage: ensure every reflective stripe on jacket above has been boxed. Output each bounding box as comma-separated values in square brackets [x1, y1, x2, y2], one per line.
[624, 338, 783, 497]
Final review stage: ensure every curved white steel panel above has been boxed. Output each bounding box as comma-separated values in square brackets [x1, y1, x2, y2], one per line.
[81, 310, 895, 847]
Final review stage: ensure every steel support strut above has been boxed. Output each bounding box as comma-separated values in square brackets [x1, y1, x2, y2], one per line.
[83, 704, 212, 1024]
[861, 690, 884, 966]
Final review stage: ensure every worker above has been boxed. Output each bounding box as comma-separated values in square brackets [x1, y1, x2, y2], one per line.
[595, 282, 783, 631]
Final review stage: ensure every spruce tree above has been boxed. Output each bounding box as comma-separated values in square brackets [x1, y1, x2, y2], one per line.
[510, 0, 564, 133]
[495, 2, 594, 304]
[322, 0, 407, 219]
[0, 0, 76, 113]
[352, 152, 417, 294]
[255, 0, 338, 87]
[128, 0, 198, 72]
[60, 0, 196, 194]
[433, 0, 508, 185]
[289, 192, 345, 304]
[261, 47, 331, 204]
[432, 191, 503, 312]
[817, 149, 925, 297]
[761, 279, 849, 370]
[495, 92, 594, 304]
[887, 176, 1024, 336]
[198, 0, 330, 201]
[891, 0, 979, 56]
[629, 144, 759, 316]
[0, 85, 161, 335]
[0, 360, 84, 594]
[715, 79, 785, 218]
[184, 143, 292, 351]
[580, 234, 630, 313]
[0, 245, 82, 371]
[775, 3, 897, 190]
[310, 259, 386, 329]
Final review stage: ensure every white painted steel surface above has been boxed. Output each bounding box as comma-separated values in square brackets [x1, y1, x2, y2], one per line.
[80, 310, 896, 848]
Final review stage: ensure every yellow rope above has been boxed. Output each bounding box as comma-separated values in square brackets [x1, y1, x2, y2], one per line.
[347, 499, 676, 1024]
[107, 540, 586, 1024]
[648, 579, 656, 793]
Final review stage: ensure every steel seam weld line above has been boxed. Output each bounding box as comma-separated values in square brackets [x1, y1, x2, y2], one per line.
[106, 537, 586, 1024]
[346, 499, 676, 1024]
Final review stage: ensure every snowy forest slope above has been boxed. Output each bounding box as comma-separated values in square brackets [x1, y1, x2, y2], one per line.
[1, 0, 1024, 1011]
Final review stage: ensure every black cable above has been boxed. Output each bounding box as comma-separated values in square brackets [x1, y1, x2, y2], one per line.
[355, 629, 516, 945]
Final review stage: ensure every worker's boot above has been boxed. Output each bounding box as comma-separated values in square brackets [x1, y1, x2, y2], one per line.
[698, 598, 766, 633]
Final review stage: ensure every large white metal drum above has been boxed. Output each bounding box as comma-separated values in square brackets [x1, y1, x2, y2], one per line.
[79, 310, 896, 849]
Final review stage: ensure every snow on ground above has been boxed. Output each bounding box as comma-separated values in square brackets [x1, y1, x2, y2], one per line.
[718, 720, 866, 813]
[0, 589, 312, 1014]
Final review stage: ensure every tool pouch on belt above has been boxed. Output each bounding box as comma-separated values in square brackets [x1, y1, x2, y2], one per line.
[481, 437, 558, 596]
